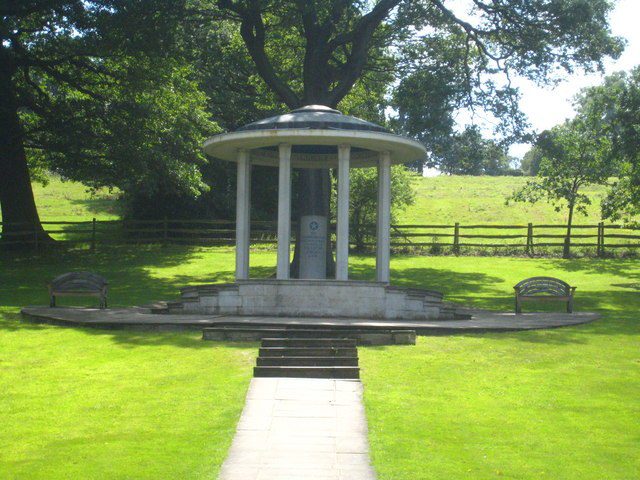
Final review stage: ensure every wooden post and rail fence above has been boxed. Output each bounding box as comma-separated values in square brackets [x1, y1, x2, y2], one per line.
[1, 219, 639, 256]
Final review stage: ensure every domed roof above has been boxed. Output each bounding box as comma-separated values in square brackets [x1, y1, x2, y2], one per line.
[237, 105, 388, 133]
[203, 104, 425, 168]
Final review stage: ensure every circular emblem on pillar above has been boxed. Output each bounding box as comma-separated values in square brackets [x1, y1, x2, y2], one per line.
[309, 220, 319, 232]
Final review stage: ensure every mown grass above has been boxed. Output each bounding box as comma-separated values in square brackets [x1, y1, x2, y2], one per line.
[357, 256, 640, 480]
[5, 175, 610, 226]
[0, 246, 259, 480]
[30, 177, 120, 222]
[13, 175, 633, 254]
[1, 246, 639, 478]
[401, 175, 608, 225]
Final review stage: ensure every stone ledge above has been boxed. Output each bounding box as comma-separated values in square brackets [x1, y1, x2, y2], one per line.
[178, 280, 447, 320]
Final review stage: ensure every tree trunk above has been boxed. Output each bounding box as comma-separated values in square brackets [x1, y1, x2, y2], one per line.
[290, 168, 335, 277]
[0, 67, 52, 249]
[289, 85, 337, 278]
[563, 202, 575, 259]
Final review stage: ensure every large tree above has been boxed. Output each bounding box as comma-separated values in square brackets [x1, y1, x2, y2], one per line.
[0, 0, 213, 246]
[520, 146, 544, 176]
[429, 126, 518, 175]
[510, 119, 614, 258]
[574, 66, 640, 222]
[210, 0, 622, 275]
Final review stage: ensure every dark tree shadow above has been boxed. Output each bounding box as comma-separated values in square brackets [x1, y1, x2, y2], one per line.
[546, 258, 640, 280]
[69, 195, 121, 217]
[3, 247, 640, 347]
[0, 245, 266, 348]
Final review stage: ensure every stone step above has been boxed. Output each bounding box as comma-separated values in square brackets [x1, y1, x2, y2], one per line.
[256, 356, 359, 367]
[202, 326, 415, 345]
[258, 346, 358, 357]
[261, 338, 357, 348]
[253, 366, 360, 379]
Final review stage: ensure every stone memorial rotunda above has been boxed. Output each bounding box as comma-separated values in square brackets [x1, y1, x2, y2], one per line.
[172, 105, 453, 320]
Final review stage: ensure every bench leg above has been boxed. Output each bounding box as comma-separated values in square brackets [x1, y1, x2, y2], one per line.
[567, 298, 573, 313]
[515, 296, 521, 314]
[50, 295, 56, 308]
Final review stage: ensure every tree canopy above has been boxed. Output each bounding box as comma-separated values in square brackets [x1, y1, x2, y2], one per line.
[428, 126, 519, 176]
[510, 117, 614, 257]
[573, 66, 640, 222]
[0, 0, 214, 241]
[1, 0, 627, 252]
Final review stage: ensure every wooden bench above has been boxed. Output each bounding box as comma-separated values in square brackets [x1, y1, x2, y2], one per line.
[514, 276, 575, 314]
[49, 272, 108, 308]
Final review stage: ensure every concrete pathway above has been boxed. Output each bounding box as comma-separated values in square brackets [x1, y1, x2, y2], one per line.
[21, 306, 599, 333]
[218, 378, 376, 480]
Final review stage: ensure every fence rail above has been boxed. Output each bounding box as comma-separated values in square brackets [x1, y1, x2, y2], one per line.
[1, 219, 640, 256]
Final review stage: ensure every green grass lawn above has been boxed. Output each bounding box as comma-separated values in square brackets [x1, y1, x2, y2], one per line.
[358, 256, 640, 480]
[5, 174, 611, 226]
[1, 246, 639, 478]
[30, 177, 121, 222]
[13, 174, 635, 252]
[401, 175, 608, 225]
[0, 246, 259, 480]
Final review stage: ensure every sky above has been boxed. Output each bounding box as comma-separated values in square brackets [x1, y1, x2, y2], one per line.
[508, 0, 640, 158]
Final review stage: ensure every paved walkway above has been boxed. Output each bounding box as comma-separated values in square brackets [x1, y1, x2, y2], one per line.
[218, 378, 376, 480]
[21, 306, 599, 333]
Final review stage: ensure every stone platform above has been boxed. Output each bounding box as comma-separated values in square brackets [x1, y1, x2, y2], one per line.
[20, 305, 599, 335]
[165, 279, 454, 321]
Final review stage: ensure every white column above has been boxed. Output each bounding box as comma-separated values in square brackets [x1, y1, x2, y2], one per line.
[336, 144, 351, 280]
[376, 151, 391, 283]
[276, 143, 292, 279]
[235, 149, 251, 280]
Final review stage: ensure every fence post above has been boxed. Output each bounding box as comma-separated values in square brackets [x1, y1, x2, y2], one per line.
[453, 222, 460, 255]
[597, 222, 605, 257]
[526, 223, 533, 256]
[91, 217, 96, 252]
[163, 217, 168, 243]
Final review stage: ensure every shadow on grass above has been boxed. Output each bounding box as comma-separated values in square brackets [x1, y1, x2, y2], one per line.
[3, 248, 639, 347]
[80, 330, 258, 350]
[2, 311, 259, 350]
[69, 195, 120, 217]
[1, 244, 275, 308]
[545, 258, 640, 279]
[0, 245, 265, 348]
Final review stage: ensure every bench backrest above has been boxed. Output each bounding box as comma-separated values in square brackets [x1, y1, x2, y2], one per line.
[514, 276, 571, 296]
[50, 272, 107, 293]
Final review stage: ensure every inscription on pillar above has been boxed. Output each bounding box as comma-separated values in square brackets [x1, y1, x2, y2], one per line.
[299, 215, 327, 279]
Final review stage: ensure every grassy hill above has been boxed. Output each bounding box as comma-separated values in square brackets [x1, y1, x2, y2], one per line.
[401, 175, 608, 226]
[0, 177, 120, 223]
[4, 174, 612, 226]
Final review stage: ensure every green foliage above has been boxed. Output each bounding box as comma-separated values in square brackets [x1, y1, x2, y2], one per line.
[331, 166, 416, 250]
[520, 146, 544, 176]
[3, 0, 628, 229]
[574, 67, 640, 222]
[510, 119, 613, 217]
[3, 0, 217, 222]
[430, 126, 519, 176]
[34, 62, 215, 197]
[392, 0, 623, 158]
[510, 118, 614, 256]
